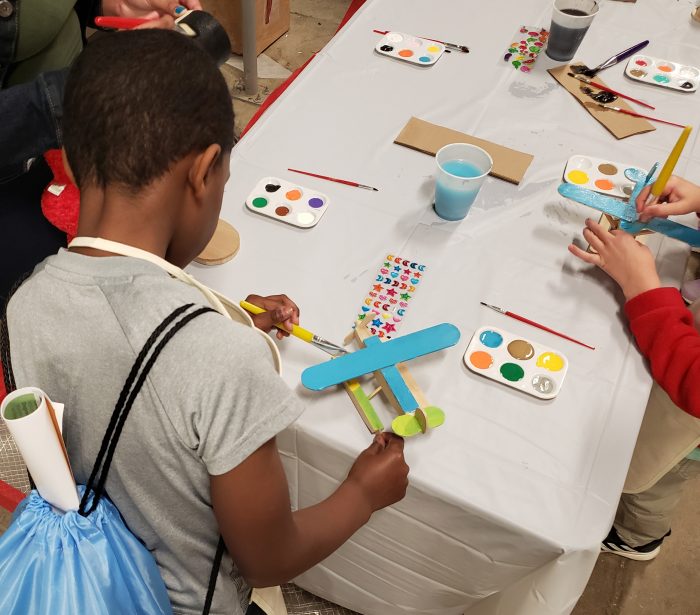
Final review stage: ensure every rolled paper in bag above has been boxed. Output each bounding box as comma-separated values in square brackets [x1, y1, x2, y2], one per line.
[1, 388, 79, 512]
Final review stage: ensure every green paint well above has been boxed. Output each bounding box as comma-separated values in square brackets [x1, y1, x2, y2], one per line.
[252, 197, 268, 208]
[500, 363, 525, 382]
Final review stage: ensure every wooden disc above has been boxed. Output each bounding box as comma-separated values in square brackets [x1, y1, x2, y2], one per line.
[194, 219, 240, 266]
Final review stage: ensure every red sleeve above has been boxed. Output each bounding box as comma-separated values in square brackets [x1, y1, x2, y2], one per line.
[625, 287, 700, 418]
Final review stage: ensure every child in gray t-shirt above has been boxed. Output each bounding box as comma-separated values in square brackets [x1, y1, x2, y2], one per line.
[7, 30, 409, 615]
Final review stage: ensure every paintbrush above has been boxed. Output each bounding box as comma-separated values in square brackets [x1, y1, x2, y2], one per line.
[595, 103, 686, 129]
[372, 29, 469, 53]
[239, 301, 347, 356]
[575, 40, 649, 78]
[480, 302, 595, 350]
[288, 168, 379, 191]
[651, 126, 692, 197]
[94, 16, 153, 29]
[568, 73, 655, 109]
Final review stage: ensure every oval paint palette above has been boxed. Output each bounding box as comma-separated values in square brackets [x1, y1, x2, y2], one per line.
[245, 177, 329, 229]
[375, 31, 445, 67]
[563, 155, 643, 199]
[625, 54, 698, 93]
[463, 326, 568, 400]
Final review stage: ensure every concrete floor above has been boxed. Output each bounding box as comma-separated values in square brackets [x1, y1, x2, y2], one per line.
[1, 3, 698, 615]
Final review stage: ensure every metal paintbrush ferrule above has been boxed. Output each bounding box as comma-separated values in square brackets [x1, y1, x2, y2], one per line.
[311, 336, 348, 356]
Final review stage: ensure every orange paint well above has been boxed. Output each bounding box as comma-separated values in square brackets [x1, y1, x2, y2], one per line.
[398, 49, 414, 58]
[470, 351, 493, 369]
[594, 179, 614, 191]
[286, 189, 302, 200]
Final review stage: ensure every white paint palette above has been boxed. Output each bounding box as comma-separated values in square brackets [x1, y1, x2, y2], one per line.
[563, 155, 643, 198]
[375, 32, 445, 66]
[625, 54, 698, 93]
[245, 177, 329, 229]
[463, 326, 568, 400]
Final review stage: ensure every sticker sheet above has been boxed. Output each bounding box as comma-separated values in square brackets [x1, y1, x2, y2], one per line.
[503, 26, 549, 72]
[355, 254, 426, 339]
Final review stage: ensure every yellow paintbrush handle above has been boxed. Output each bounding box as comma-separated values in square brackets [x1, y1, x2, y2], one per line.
[239, 300, 313, 342]
[651, 126, 692, 197]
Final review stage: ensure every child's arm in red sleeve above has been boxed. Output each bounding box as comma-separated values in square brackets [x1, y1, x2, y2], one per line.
[625, 287, 700, 418]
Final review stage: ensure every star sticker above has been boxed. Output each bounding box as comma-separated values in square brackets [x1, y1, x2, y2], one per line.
[371, 318, 382, 328]
[386, 288, 397, 296]
[400, 292, 411, 300]
[382, 322, 396, 333]
[394, 265, 401, 271]
[403, 268, 411, 275]
[413, 272, 422, 278]
[384, 262, 390, 268]
[373, 284, 383, 292]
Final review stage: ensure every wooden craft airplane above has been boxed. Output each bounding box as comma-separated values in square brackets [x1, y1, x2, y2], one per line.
[558, 166, 700, 248]
[301, 321, 460, 437]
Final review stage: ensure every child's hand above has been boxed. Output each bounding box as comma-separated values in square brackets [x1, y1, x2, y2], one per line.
[346, 432, 409, 512]
[568, 218, 660, 300]
[636, 175, 700, 222]
[245, 293, 300, 339]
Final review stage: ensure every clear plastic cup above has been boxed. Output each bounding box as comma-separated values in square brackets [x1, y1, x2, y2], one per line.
[545, 0, 599, 62]
[434, 143, 493, 221]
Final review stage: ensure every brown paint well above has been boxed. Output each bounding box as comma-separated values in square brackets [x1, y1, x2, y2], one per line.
[507, 339, 535, 360]
[598, 163, 617, 175]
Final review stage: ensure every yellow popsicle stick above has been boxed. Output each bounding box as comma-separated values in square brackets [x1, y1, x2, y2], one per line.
[239, 300, 313, 342]
[651, 126, 692, 198]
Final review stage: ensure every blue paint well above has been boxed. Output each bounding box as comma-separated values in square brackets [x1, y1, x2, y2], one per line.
[479, 330, 503, 348]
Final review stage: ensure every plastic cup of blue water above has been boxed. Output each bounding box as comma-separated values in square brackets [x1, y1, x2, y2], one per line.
[434, 143, 493, 221]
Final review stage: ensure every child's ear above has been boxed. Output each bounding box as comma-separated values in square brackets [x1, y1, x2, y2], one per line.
[188, 144, 222, 200]
[60, 149, 77, 186]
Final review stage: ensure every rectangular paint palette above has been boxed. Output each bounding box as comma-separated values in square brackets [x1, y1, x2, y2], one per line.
[563, 155, 643, 199]
[245, 177, 329, 229]
[375, 31, 445, 66]
[625, 54, 698, 93]
[463, 326, 568, 400]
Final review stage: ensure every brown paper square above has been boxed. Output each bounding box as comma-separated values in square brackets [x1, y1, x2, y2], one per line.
[394, 117, 534, 184]
[548, 65, 655, 139]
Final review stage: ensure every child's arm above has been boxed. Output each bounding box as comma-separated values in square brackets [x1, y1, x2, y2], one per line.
[569, 218, 700, 417]
[624, 288, 700, 418]
[210, 432, 409, 588]
[636, 175, 700, 222]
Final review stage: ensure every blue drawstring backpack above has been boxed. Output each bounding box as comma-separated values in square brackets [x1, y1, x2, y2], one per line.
[0, 304, 224, 615]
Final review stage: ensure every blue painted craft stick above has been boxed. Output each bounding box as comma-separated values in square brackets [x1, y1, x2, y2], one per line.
[621, 219, 700, 248]
[557, 183, 638, 222]
[301, 323, 461, 391]
[364, 336, 418, 413]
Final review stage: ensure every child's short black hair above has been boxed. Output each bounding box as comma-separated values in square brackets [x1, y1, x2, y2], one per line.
[63, 29, 234, 191]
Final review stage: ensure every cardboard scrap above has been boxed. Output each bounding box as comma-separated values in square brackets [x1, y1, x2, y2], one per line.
[394, 117, 534, 185]
[548, 65, 655, 140]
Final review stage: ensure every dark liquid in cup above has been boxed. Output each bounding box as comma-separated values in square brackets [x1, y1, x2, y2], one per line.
[546, 8, 592, 61]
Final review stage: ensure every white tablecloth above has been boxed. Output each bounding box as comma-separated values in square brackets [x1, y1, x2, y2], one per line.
[193, 1, 700, 613]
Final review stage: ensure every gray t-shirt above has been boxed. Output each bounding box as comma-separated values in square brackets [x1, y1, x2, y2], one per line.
[7, 249, 304, 615]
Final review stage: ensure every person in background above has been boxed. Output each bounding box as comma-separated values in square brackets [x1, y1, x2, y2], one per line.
[0, 0, 201, 303]
[569, 175, 700, 560]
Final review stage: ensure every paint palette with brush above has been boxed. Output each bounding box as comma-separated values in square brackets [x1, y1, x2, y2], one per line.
[563, 155, 643, 199]
[374, 32, 445, 66]
[463, 326, 568, 400]
[245, 177, 329, 229]
[625, 55, 698, 93]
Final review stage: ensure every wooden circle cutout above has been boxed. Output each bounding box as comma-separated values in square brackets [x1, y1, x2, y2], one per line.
[194, 219, 240, 266]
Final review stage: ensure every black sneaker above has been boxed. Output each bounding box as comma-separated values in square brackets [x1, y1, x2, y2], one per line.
[600, 526, 671, 561]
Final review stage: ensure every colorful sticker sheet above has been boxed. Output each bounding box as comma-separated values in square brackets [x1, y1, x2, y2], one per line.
[504, 26, 549, 72]
[355, 254, 426, 339]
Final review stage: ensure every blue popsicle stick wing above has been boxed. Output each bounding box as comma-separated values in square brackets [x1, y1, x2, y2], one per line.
[557, 183, 637, 222]
[301, 323, 461, 391]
